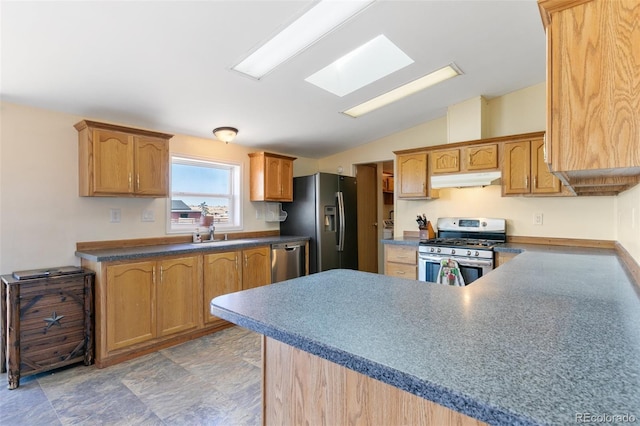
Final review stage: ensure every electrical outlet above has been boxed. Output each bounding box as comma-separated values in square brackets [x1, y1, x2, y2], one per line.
[533, 212, 543, 225]
[110, 208, 121, 223]
[142, 209, 155, 222]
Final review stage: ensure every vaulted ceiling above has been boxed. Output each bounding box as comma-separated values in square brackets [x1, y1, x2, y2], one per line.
[1, 1, 546, 158]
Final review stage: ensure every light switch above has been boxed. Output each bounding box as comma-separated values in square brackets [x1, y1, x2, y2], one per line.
[533, 212, 543, 225]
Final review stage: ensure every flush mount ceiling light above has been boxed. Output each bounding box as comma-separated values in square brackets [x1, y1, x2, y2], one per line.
[342, 64, 462, 118]
[232, 0, 375, 80]
[213, 127, 238, 144]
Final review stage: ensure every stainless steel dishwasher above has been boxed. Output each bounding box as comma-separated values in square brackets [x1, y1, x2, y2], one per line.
[271, 241, 306, 283]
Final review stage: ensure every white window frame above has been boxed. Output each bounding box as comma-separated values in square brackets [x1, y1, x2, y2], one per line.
[168, 155, 243, 234]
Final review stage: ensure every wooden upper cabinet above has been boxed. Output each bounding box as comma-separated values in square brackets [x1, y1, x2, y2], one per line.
[540, 0, 640, 194]
[503, 138, 561, 196]
[242, 246, 272, 290]
[249, 152, 297, 202]
[75, 120, 172, 197]
[431, 149, 460, 174]
[504, 141, 531, 195]
[531, 139, 561, 194]
[135, 136, 169, 196]
[465, 144, 498, 171]
[396, 152, 437, 199]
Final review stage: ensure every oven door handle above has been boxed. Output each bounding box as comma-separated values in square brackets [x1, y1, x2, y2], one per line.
[419, 254, 493, 267]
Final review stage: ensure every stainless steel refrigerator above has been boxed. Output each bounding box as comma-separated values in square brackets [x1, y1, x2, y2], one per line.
[280, 173, 358, 274]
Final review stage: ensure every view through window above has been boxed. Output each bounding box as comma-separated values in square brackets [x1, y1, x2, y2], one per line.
[170, 156, 241, 232]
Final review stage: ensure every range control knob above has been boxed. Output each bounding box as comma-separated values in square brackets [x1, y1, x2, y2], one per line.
[474, 251, 480, 257]
[467, 250, 471, 256]
[451, 249, 456, 255]
[481, 221, 487, 227]
[437, 248, 441, 253]
[430, 247, 435, 253]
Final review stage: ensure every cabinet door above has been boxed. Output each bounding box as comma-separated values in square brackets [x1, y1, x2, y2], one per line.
[203, 251, 241, 325]
[466, 144, 498, 170]
[431, 149, 460, 174]
[531, 139, 561, 194]
[280, 159, 294, 201]
[548, 0, 640, 174]
[93, 129, 134, 194]
[135, 136, 168, 196]
[503, 141, 531, 194]
[264, 156, 283, 200]
[397, 153, 429, 198]
[157, 256, 201, 337]
[105, 261, 155, 351]
[242, 246, 271, 290]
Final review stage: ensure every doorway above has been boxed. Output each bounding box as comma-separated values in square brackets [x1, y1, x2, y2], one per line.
[356, 161, 394, 274]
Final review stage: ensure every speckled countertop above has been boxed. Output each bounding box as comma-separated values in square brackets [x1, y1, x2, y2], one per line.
[211, 246, 640, 425]
[75, 235, 309, 262]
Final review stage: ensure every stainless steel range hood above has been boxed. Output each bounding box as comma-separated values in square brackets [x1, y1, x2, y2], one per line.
[431, 171, 501, 189]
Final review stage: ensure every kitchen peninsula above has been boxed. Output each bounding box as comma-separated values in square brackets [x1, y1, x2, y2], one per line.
[211, 246, 640, 425]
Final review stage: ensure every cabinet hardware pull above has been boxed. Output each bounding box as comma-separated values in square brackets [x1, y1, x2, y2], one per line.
[397, 271, 405, 275]
[245, 255, 248, 267]
[160, 266, 163, 282]
[136, 174, 140, 190]
[153, 266, 156, 283]
[235, 255, 238, 270]
[525, 176, 529, 188]
[534, 176, 537, 189]
[128, 173, 132, 190]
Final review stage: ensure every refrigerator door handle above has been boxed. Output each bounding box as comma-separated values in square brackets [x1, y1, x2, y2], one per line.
[337, 191, 345, 251]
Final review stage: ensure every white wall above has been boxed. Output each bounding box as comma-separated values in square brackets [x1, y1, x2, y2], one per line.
[616, 184, 640, 260]
[0, 102, 315, 274]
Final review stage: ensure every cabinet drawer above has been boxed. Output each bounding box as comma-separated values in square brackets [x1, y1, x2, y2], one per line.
[385, 263, 417, 279]
[385, 246, 417, 264]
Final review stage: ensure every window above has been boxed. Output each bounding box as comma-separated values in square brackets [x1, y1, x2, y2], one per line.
[169, 156, 242, 232]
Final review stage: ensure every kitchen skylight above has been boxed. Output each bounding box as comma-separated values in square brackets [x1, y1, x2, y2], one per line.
[305, 35, 414, 97]
[232, 0, 374, 80]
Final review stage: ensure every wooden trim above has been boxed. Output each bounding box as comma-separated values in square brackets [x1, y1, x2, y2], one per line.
[506, 235, 615, 249]
[393, 131, 545, 156]
[614, 242, 640, 293]
[76, 230, 280, 251]
[73, 120, 173, 140]
[248, 151, 297, 161]
[538, 0, 594, 28]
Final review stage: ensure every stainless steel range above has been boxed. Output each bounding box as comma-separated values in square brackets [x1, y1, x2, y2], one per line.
[418, 217, 506, 286]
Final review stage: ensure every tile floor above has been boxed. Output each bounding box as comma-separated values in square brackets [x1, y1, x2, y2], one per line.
[0, 327, 262, 425]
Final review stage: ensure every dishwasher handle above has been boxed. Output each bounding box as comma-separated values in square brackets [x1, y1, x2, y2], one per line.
[271, 242, 303, 250]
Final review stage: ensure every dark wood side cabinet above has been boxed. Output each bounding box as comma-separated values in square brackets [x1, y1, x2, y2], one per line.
[1, 270, 94, 389]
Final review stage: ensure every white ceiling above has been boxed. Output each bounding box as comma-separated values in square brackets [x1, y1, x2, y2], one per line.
[0, 0, 546, 159]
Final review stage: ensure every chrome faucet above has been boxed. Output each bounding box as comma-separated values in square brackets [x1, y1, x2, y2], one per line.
[209, 223, 215, 241]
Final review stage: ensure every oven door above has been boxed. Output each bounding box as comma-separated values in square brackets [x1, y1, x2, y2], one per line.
[418, 254, 493, 285]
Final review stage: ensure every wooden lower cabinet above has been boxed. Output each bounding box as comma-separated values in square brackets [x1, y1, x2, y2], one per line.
[157, 256, 201, 337]
[203, 246, 271, 325]
[84, 246, 271, 367]
[384, 245, 418, 280]
[204, 251, 241, 325]
[105, 261, 156, 351]
[242, 246, 272, 290]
